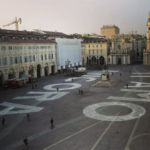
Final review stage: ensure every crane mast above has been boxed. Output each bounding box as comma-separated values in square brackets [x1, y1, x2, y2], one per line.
[3, 17, 22, 30]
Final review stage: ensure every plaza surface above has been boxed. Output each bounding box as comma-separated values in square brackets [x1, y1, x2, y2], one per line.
[0, 65, 150, 150]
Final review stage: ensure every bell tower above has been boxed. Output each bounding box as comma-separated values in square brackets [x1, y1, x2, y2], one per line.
[144, 12, 150, 65]
[146, 12, 150, 51]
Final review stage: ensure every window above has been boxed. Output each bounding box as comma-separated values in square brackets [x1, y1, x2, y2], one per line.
[97, 45, 98, 48]
[33, 55, 35, 61]
[108, 58, 110, 62]
[41, 55, 43, 60]
[3, 57, 7, 65]
[29, 56, 32, 62]
[101, 50, 102, 54]
[48, 54, 51, 59]
[97, 50, 98, 54]
[14, 57, 18, 64]
[36, 46, 39, 49]
[24, 46, 26, 50]
[24, 56, 28, 62]
[89, 45, 90, 48]
[45, 54, 47, 60]
[89, 50, 91, 55]
[48, 46, 50, 49]
[9, 57, 13, 65]
[8, 46, 12, 50]
[51, 54, 53, 59]
[28, 46, 31, 50]
[19, 46, 22, 50]
[93, 50, 94, 55]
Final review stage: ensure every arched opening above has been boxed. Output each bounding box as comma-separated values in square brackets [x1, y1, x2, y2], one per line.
[8, 68, 15, 79]
[45, 64, 48, 76]
[19, 67, 25, 78]
[100, 56, 105, 66]
[51, 65, 55, 74]
[117, 58, 122, 65]
[29, 65, 34, 76]
[37, 64, 41, 78]
[0, 71, 3, 87]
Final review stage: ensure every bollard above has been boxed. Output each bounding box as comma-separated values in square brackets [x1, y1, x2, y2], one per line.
[126, 84, 128, 89]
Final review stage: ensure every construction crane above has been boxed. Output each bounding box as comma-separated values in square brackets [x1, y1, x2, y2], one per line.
[3, 17, 22, 30]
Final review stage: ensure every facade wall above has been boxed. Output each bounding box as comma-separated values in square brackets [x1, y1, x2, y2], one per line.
[143, 14, 150, 65]
[55, 38, 82, 70]
[0, 43, 57, 84]
[101, 26, 120, 39]
[85, 42, 109, 65]
[81, 44, 86, 66]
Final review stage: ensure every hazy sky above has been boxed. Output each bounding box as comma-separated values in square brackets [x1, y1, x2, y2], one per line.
[0, 0, 150, 35]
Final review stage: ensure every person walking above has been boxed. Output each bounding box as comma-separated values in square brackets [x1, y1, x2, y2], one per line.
[120, 73, 121, 76]
[35, 84, 37, 89]
[50, 118, 54, 129]
[112, 72, 113, 76]
[27, 113, 30, 121]
[126, 84, 128, 89]
[57, 87, 59, 91]
[2, 118, 5, 126]
[23, 137, 29, 147]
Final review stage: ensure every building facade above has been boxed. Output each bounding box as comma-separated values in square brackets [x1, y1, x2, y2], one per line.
[101, 25, 120, 39]
[0, 29, 57, 86]
[82, 38, 110, 67]
[143, 13, 150, 65]
[108, 34, 136, 65]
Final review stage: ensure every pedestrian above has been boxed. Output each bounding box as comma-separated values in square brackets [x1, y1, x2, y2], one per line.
[112, 72, 113, 76]
[120, 73, 121, 76]
[27, 113, 30, 121]
[2, 118, 5, 126]
[35, 84, 37, 89]
[23, 137, 29, 147]
[126, 84, 128, 89]
[57, 87, 59, 91]
[72, 78, 73, 82]
[50, 118, 54, 129]
[32, 84, 34, 89]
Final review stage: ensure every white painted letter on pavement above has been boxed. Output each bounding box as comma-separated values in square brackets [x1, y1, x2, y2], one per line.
[43, 83, 81, 91]
[0, 102, 44, 115]
[83, 102, 145, 121]
[13, 91, 69, 101]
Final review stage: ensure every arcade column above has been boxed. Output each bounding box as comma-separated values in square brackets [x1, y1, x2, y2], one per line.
[33, 67, 37, 78]
[41, 67, 45, 77]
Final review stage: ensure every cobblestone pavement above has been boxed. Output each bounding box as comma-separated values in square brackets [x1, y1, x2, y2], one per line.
[0, 65, 150, 150]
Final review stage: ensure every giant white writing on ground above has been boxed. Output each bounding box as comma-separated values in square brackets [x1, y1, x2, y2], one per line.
[0, 102, 44, 116]
[83, 102, 145, 121]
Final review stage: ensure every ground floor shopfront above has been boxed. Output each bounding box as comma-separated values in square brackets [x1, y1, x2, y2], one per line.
[0, 62, 57, 86]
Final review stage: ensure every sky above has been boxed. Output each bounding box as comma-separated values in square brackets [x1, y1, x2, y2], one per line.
[0, 0, 150, 35]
